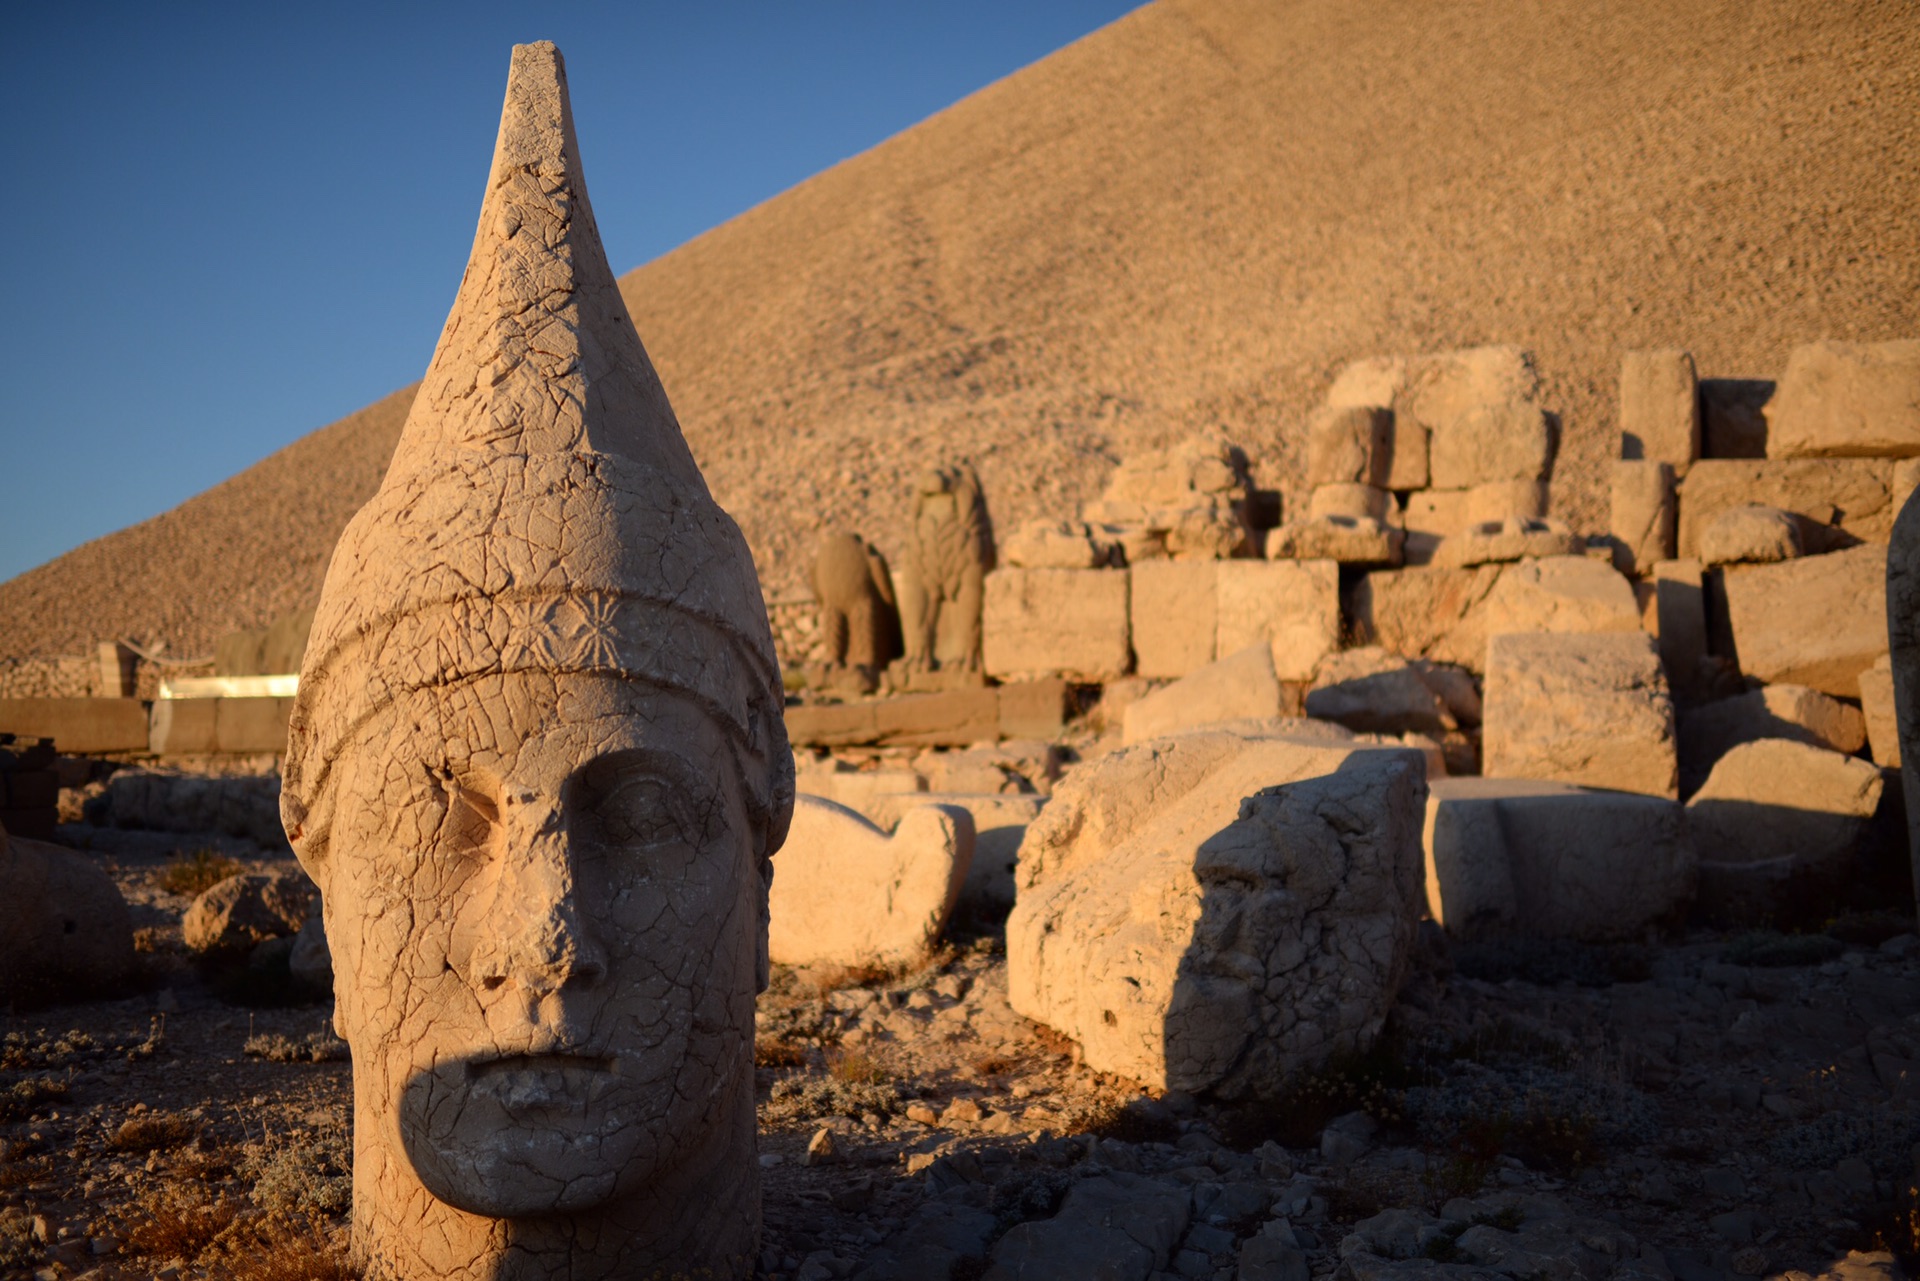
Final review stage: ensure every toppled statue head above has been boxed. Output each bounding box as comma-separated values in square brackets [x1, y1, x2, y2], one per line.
[280, 42, 791, 1281]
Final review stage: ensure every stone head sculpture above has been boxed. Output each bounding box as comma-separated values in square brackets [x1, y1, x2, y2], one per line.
[280, 43, 792, 1280]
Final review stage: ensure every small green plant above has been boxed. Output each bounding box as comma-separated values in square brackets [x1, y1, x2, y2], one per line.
[161, 848, 240, 897]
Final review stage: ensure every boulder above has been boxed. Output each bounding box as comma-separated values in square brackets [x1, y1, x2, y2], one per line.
[1432, 518, 1582, 569]
[1860, 653, 1899, 767]
[865, 791, 1046, 916]
[1608, 460, 1676, 575]
[1679, 684, 1868, 793]
[982, 1173, 1191, 1281]
[1006, 731, 1426, 1098]
[770, 797, 972, 968]
[1265, 515, 1403, 566]
[1697, 503, 1803, 566]
[1766, 339, 1920, 460]
[182, 872, 317, 955]
[1306, 405, 1393, 488]
[1676, 458, 1896, 557]
[1481, 556, 1640, 645]
[1722, 543, 1888, 696]
[1482, 631, 1677, 798]
[1305, 647, 1454, 736]
[1215, 560, 1339, 681]
[983, 566, 1132, 682]
[1130, 559, 1217, 679]
[1123, 643, 1297, 744]
[1688, 739, 1885, 925]
[1422, 777, 1695, 942]
[1429, 403, 1554, 489]
[1619, 349, 1701, 476]
[1350, 565, 1502, 671]
[0, 824, 135, 1000]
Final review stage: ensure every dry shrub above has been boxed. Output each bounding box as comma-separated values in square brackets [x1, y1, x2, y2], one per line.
[110, 1112, 199, 1152]
[201, 1212, 358, 1281]
[161, 849, 241, 897]
[754, 1036, 808, 1069]
[828, 1048, 887, 1086]
[0, 1077, 68, 1122]
[972, 1053, 1014, 1077]
[122, 1184, 238, 1259]
[244, 1031, 349, 1063]
[808, 962, 893, 997]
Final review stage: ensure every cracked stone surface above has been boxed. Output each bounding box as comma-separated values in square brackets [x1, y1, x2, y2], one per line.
[277, 41, 791, 1281]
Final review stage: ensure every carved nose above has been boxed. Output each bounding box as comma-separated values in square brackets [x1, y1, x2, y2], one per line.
[467, 797, 607, 998]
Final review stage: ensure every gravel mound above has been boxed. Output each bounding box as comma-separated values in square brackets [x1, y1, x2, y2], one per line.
[4, 0, 1917, 658]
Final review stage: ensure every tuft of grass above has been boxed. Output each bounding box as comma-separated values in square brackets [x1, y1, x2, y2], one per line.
[760, 1071, 901, 1126]
[121, 1184, 239, 1260]
[160, 849, 241, 897]
[0, 1077, 68, 1122]
[244, 1031, 349, 1063]
[808, 962, 895, 997]
[110, 1112, 199, 1152]
[828, 1048, 887, 1086]
[754, 1036, 808, 1069]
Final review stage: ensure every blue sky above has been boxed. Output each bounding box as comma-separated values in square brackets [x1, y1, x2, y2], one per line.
[0, 2, 1140, 583]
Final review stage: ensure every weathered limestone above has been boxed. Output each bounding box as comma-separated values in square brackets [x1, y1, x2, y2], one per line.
[1860, 653, 1899, 767]
[1006, 731, 1427, 1099]
[1648, 560, 1708, 697]
[898, 465, 995, 674]
[795, 765, 927, 819]
[982, 567, 1131, 681]
[1308, 482, 1391, 522]
[1000, 519, 1117, 570]
[1328, 346, 1543, 492]
[1697, 504, 1804, 566]
[769, 798, 972, 968]
[866, 791, 1046, 915]
[1083, 434, 1255, 560]
[1619, 349, 1701, 476]
[1432, 517, 1582, 569]
[182, 872, 315, 956]
[1423, 778, 1694, 942]
[0, 820, 135, 1002]
[1609, 460, 1676, 575]
[1306, 405, 1392, 487]
[1723, 544, 1888, 696]
[809, 532, 900, 671]
[1429, 403, 1554, 490]
[1481, 556, 1641, 644]
[1676, 459, 1895, 557]
[1350, 564, 1502, 672]
[1266, 515, 1403, 566]
[1129, 560, 1217, 679]
[277, 44, 792, 1281]
[1766, 339, 1920, 460]
[1123, 643, 1296, 745]
[1689, 740, 1885, 925]
[1215, 559, 1339, 681]
[1482, 632, 1677, 798]
[1305, 647, 1454, 736]
[1678, 684, 1867, 793]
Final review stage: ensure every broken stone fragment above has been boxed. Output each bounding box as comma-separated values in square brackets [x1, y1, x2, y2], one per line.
[1265, 515, 1404, 567]
[1722, 543, 1888, 697]
[1431, 517, 1582, 569]
[1305, 646, 1454, 736]
[1766, 338, 1920, 460]
[1678, 683, 1867, 794]
[1697, 503, 1804, 566]
[1007, 729, 1426, 1099]
[181, 872, 315, 956]
[1481, 631, 1677, 798]
[769, 797, 971, 969]
[1619, 348, 1701, 476]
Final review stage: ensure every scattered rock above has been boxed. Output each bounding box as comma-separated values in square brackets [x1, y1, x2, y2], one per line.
[181, 872, 314, 956]
[1697, 503, 1804, 565]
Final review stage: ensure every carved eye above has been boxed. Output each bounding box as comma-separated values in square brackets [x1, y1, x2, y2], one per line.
[591, 776, 691, 849]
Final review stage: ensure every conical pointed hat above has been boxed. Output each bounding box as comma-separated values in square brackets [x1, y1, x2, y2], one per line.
[282, 42, 790, 853]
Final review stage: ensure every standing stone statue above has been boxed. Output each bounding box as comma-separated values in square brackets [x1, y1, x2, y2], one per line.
[897, 464, 995, 673]
[809, 531, 901, 671]
[1889, 485, 1920, 922]
[279, 43, 792, 1281]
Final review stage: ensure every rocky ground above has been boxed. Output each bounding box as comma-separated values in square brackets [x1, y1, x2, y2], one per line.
[3, 808, 1918, 1281]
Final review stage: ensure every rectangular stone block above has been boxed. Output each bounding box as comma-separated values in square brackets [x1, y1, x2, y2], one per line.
[1214, 559, 1339, 681]
[998, 678, 1071, 740]
[1676, 459, 1895, 558]
[983, 567, 1131, 682]
[0, 698, 150, 755]
[1424, 777, 1694, 941]
[784, 701, 879, 748]
[1649, 559, 1707, 697]
[1766, 339, 1920, 460]
[1481, 555, 1640, 646]
[1306, 405, 1392, 487]
[1429, 404, 1553, 489]
[148, 698, 218, 755]
[873, 688, 1001, 747]
[1619, 349, 1700, 476]
[1483, 631, 1677, 798]
[1350, 564, 1503, 672]
[1861, 653, 1899, 768]
[1129, 560, 1217, 679]
[1609, 460, 1676, 576]
[1723, 543, 1888, 698]
[214, 697, 293, 754]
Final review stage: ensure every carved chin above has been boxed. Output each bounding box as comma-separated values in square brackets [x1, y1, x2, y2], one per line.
[395, 1057, 664, 1217]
